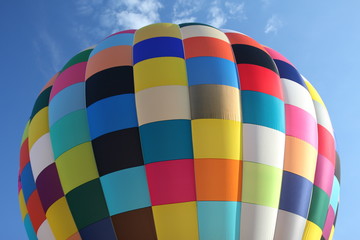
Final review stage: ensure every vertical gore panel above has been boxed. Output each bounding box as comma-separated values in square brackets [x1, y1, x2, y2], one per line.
[23, 79, 57, 239]
[85, 29, 154, 239]
[181, 24, 241, 240]
[303, 80, 336, 239]
[134, 23, 197, 240]
[224, 30, 285, 239]
[29, 80, 56, 183]
[49, 49, 106, 237]
[267, 48, 318, 240]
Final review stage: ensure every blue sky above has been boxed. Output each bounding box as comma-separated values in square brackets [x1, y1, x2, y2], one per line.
[1, 0, 359, 239]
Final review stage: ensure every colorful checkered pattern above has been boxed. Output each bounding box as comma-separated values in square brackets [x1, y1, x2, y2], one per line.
[18, 23, 340, 240]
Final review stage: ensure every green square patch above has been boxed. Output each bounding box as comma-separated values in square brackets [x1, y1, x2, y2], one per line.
[56, 142, 99, 194]
[66, 178, 109, 230]
[307, 185, 330, 228]
[242, 161, 282, 208]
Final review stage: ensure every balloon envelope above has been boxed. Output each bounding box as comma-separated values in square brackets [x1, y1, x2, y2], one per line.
[18, 23, 340, 240]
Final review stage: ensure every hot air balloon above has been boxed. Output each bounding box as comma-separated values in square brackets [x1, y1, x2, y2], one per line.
[18, 23, 340, 240]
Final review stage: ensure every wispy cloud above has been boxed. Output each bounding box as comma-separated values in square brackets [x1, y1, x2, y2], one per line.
[207, 1, 246, 28]
[225, 1, 245, 16]
[208, 4, 227, 28]
[74, 0, 162, 40]
[73, 0, 246, 47]
[265, 15, 283, 34]
[261, 0, 271, 8]
[172, 0, 246, 27]
[76, 0, 104, 16]
[104, 0, 163, 30]
[33, 31, 64, 77]
[172, 0, 203, 24]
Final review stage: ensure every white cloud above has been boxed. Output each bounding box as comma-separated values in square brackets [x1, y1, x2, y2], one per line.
[72, 0, 247, 47]
[206, 1, 246, 28]
[208, 5, 227, 28]
[265, 15, 283, 34]
[75, 0, 162, 34]
[114, 10, 160, 29]
[102, 0, 163, 31]
[172, 0, 203, 24]
[71, 0, 163, 49]
[225, 1, 245, 16]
